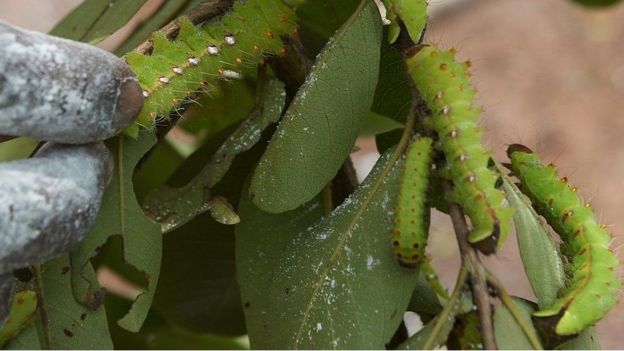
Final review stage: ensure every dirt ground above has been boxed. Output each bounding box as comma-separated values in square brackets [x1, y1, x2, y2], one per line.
[2, 0, 624, 348]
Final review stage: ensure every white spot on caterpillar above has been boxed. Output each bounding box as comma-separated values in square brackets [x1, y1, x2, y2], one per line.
[316, 323, 323, 332]
[436, 91, 444, 99]
[142, 90, 150, 98]
[459, 154, 467, 162]
[159, 76, 170, 84]
[207, 45, 219, 55]
[468, 175, 476, 183]
[442, 106, 451, 115]
[221, 70, 242, 80]
[450, 130, 458, 138]
[188, 57, 200, 66]
[172, 67, 183, 75]
[225, 34, 236, 46]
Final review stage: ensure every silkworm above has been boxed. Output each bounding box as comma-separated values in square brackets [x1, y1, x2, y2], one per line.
[393, 136, 433, 268]
[507, 144, 620, 335]
[0, 21, 143, 143]
[406, 44, 513, 254]
[0, 142, 113, 275]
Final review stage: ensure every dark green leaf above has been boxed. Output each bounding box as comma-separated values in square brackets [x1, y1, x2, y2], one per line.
[295, 0, 361, 55]
[143, 79, 286, 232]
[250, 0, 383, 213]
[114, 0, 191, 55]
[50, 0, 146, 43]
[70, 130, 161, 332]
[406, 274, 443, 319]
[152, 214, 245, 336]
[398, 293, 472, 350]
[236, 193, 324, 349]
[246, 147, 418, 348]
[494, 296, 540, 350]
[149, 131, 268, 336]
[107, 295, 248, 349]
[500, 170, 565, 308]
[7, 256, 112, 349]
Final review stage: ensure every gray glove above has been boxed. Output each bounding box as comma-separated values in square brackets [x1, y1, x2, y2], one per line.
[0, 21, 143, 324]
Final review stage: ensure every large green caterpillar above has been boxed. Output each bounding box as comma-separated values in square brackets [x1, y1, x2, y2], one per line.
[406, 44, 513, 253]
[393, 136, 433, 268]
[507, 144, 620, 336]
[124, 0, 297, 135]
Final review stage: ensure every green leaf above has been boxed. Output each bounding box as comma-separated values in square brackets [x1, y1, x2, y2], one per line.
[494, 296, 540, 350]
[0, 138, 38, 163]
[236, 194, 324, 349]
[245, 147, 418, 348]
[372, 38, 411, 123]
[500, 169, 566, 308]
[7, 256, 112, 349]
[69, 131, 161, 332]
[0, 291, 37, 347]
[406, 274, 443, 319]
[250, 0, 383, 213]
[398, 293, 473, 350]
[106, 294, 249, 349]
[50, 0, 147, 43]
[295, 0, 361, 55]
[143, 79, 286, 232]
[152, 214, 246, 336]
[114, 0, 191, 55]
[150, 130, 269, 336]
[359, 112, 403, 137]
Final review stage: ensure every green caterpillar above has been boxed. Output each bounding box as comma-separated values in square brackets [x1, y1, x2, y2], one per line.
[507, 144, 620, 336]
[124, 0, 297, 135]
[393, 137, 433, 268]
[406, 44, 513, 253]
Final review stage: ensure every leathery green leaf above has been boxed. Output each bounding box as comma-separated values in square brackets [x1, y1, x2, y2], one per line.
[250, 0, 382, 213]
[7, 257, 112, 349]
[236, 192, 324, 349]
[142, 79, 286, 233]
[246, 148, 417, 348]
[500, 168, 566, 308]
[50, 0, 146, 43]
[70, 130, 161, 332]
[494, 296, 540, 350]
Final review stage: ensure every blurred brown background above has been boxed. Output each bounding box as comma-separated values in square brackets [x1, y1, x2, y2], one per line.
[2, 0, 623, 348]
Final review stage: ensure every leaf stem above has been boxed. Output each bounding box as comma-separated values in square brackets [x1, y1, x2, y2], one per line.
[32, 265, 53, 349]
[486, 272, 544, 350]
[422, 265, 468, 350]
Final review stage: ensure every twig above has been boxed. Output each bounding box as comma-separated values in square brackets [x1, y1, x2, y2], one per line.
[444, 181, 498, 350]
[32, 264, 53, 349]
[486, 272, 544, 350]
[422, 265, 469, 349]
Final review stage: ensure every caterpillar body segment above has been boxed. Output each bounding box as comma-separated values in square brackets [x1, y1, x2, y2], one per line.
[124, 0, 297, 133]
[393, 137, 433, 268]
[406, 45, 513, 253]
[507, 144, 620, 336]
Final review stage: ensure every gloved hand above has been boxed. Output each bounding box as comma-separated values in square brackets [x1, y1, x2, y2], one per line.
[0, 21, 144, 324]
